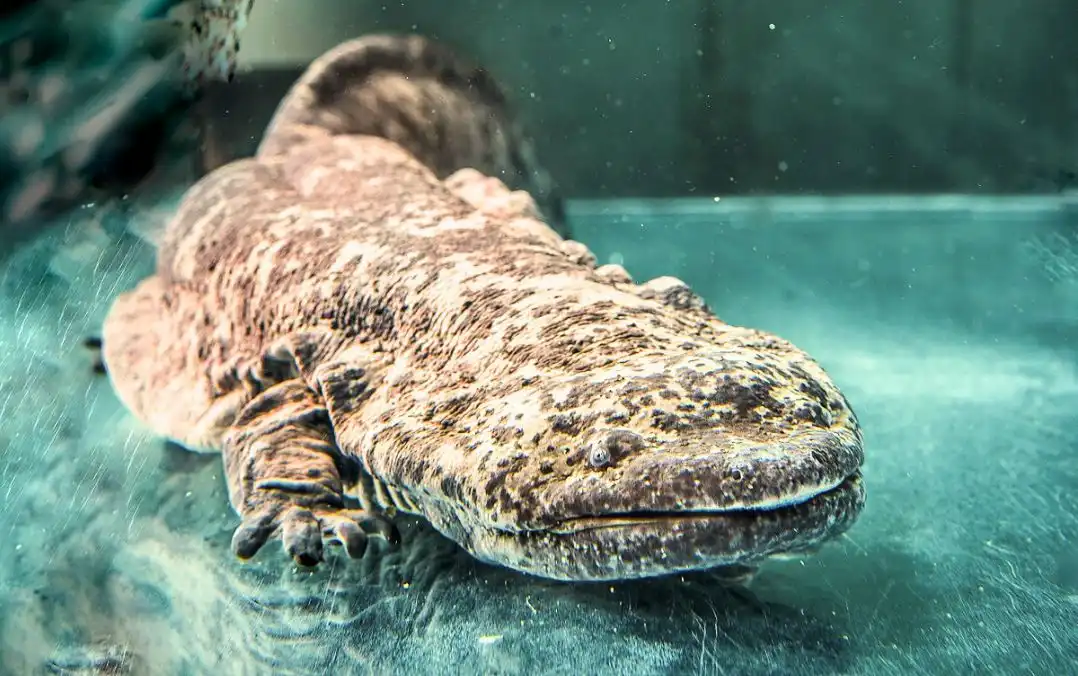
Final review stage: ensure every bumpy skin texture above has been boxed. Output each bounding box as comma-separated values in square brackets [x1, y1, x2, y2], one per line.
[102, 36, 865, 582]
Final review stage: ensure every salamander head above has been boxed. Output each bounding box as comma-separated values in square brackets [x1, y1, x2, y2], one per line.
[407, 340, 865, 582]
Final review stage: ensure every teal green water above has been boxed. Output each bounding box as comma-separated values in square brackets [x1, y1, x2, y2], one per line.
[0, 195, 1075, 674]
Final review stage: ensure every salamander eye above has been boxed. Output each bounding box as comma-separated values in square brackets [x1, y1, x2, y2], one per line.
[587, 444, 611, 468]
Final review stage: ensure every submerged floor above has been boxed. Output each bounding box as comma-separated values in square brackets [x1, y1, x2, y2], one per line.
[0, 194, 1076, 674]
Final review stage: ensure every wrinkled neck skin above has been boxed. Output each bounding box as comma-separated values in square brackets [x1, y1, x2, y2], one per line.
[158, 132, 864, 582]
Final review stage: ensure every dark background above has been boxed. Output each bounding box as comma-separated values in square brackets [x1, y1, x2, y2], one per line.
[208, 0, 1078, 198]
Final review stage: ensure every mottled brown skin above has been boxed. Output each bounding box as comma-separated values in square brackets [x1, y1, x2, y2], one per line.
[101, 36, 865, 582]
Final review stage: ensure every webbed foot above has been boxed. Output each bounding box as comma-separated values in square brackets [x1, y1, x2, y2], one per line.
[232, 500, 399, 567]
[223, 378, 399, 568]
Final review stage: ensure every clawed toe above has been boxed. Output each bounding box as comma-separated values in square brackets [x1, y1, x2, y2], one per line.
[353, 511, 401, 548]
[231, 509, 279, 560]
[323, 510, 401, 556]
[231, 504, 397, 567]
[282, 508, 324, 567]
[326, 518, 369, 559]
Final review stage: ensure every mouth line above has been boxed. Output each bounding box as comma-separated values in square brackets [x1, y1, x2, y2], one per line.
[547, 472, 862, 535]
[460, 472, 865, 581]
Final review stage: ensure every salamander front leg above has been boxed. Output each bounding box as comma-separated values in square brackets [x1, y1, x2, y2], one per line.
[222, 379, 399, 567]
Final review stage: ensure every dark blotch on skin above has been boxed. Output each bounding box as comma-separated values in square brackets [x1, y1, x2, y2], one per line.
[598, 429, 645, 467]
[714, 380, 782, 420]
[791, 403, 829, 426]
[551, 412, 584, 435]
[798, 378, 831, 409]
[651, 409, 683, 432]
[441, 474, 464, 503]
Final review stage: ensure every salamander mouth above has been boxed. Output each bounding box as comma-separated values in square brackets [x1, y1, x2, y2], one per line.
[463, 472, 865, 582]
[549, 472, 860, 535]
